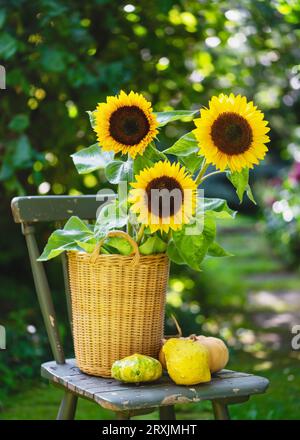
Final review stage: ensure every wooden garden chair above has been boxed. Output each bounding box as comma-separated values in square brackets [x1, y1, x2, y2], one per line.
[11, 195, 269, 420]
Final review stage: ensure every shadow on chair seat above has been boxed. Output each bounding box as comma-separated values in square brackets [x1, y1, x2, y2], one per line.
[42, 359, 269, 419]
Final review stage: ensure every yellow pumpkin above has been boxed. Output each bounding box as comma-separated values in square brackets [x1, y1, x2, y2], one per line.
[196, 336, 229, 373]
[159, 339, 167, 369]
[159, 314, 183, 369]
[163, 338, 211, 385]
[159, 316, 229, 374]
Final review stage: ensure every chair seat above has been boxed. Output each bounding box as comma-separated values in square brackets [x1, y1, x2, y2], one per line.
[41, 359, 269, 412]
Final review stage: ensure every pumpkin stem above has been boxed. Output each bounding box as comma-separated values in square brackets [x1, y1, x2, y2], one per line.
[171, 314, 183, 338]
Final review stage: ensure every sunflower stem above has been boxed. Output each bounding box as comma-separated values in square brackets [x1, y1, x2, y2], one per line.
[136, 224, 145, 244]
[195, 159, 209, 186]
[127, 154, 134, 237]
[200, 170, 224, 183]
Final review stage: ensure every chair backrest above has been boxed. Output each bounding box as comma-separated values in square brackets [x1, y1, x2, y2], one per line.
[11, 195, 113, 364]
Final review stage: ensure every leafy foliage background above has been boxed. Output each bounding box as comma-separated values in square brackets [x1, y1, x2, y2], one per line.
[1, 0, 300, 197]
[1, 0, 300, 400]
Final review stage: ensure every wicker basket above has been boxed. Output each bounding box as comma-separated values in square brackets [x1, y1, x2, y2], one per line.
[67, 230, 169, 377]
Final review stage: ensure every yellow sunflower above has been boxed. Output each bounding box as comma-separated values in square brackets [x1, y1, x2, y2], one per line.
[129, 161, 197, 233]
[94, 91, 158, 158]
[193, 94, 270, 172]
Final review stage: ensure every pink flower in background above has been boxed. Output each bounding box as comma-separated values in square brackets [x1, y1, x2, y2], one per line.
[289, 162, 300, 184]
[269, 177, 283, 187]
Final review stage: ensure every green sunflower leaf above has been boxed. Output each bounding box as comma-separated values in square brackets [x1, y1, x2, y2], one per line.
[207, 241, 233, 257]
[203, 198, 236, 218]
[163, 131, 199, 156]
[171, 215, 216, 271]
[227, 168, 256, 204]
[179, 154, 204, 174]
[139, 235, 167, 255]
[38, 216, 93, 261]
[105, 236, 133, 255]
[144, 142, 167, 161]
[75, 237, 98, 253]
[133, 154, 154, 176]
[154, 110, 198, 127]
[60, 215, 94, 233]
[87, 110, 96, 129]
[163, 132, 203, 173]
[133, 143, 166, 176]
[105, 159, 132, 184]
[71, 143, 114, 174]
[94, 200, 128, 239]
[167, 240, 186, 265]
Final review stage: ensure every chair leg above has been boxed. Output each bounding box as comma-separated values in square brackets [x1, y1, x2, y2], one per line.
[212, 401, 230, 420]
[57, 391, 78, 420]
[159, 405, 176, 420]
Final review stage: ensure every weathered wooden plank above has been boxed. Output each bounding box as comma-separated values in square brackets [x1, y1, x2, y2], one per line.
[42, 359, 80, 378]
[214, 369, 252, 378]
[42, 360, 171, 396]
[42, 360, 250, 394]
[94, 375, 269, 410]
[11, 195, 115, 223]
[41, 359, 269, 412]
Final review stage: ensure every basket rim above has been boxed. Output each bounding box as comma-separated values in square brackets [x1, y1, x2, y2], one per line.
[67, 250, 169, 262]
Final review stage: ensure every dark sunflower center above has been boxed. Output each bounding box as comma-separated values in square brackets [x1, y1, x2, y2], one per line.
[211, 112, 253, 155]
[145, 176, 184, 218]
[109, 106, 150, 145]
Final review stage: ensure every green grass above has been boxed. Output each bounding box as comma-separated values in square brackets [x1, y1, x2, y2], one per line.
[0, 382, 113, 420]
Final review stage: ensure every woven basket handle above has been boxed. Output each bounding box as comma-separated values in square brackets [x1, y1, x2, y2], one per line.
[90, 230, 140, 265]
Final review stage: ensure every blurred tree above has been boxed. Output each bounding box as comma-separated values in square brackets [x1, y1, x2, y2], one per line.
[1, 0, 300, 197]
